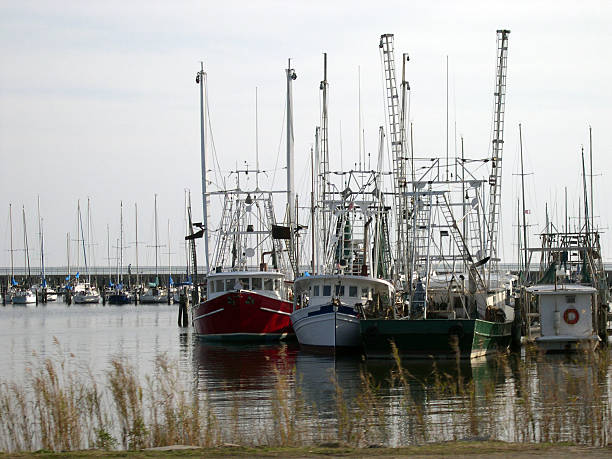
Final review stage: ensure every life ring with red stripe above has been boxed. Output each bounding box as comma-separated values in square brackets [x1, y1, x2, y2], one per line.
[563, 308, 579, 325]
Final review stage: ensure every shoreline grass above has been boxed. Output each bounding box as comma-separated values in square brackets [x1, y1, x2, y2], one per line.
[0, 340, 610, 453]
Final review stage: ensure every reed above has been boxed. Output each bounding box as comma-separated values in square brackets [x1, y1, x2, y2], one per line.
[0, 343, 610, 453]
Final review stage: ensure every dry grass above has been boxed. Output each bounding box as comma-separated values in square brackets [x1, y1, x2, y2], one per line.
[0, 341, 610, 453]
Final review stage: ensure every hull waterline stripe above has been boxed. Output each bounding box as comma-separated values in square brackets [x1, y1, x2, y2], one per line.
[193, 308, 224, 321]
[260, 307, 291, 316]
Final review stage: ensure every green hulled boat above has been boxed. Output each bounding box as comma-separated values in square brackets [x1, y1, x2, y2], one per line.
[360, 318, 513, 359]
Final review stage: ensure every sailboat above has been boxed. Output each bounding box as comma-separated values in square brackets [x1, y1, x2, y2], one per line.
[108, 201, 132, 305]
[191, 62, 294, 341]
[73, 199, 100, 304]
[31, 198, 57, 302]
[140, 195, 168, 304]
[13, 206, 36, 305]
[291, 54, 396, 351]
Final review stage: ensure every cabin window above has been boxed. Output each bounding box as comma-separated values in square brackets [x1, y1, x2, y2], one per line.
[349, 286, 358, 297]
[565, 295, 576, 304]
[225, 279, 236, 291]
[273, 279, 280, 291]
[334, 285, 345, 296]
[323, 285, 331, 296]
[264, 278, 274, 290]
[215, 280, 224, 292]
[361, 288, 369, 299]
[251, 278, 262, 290]
[239, 278, 250, 290]
[313, 285, 320, 296]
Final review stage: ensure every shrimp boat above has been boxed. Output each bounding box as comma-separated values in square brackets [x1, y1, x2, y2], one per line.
[191, 62, 296, 342]
[360, 31, 514, 359]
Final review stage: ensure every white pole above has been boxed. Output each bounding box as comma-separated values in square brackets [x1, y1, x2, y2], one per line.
[197, 62, 210, 273]
[286, 59, 296, 226]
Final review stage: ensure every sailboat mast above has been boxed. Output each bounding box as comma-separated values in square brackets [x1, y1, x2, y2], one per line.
[87, 197, 91, 284]
[37, 197, 45, 285]
[519, 123, 528, 275]
[135, 203, 139, 287]
[22, 206, 31, 281]
[120, 201, 123, 284]
[196, 62, 210, 273]
[9, 204, 14, 283]
[154, 194, 159, 279]
[66, 232, 70, 281]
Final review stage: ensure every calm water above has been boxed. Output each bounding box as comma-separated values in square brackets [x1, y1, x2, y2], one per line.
[1, 300, 611, 446]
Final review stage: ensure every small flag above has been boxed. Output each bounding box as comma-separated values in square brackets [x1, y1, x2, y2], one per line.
[65, 275, 70, 281]
[169, 275, 174, 286]
[42, 279, 47, 288]
[75, 272, 80, 279]
[524, 210, 531, 214]
[11, 277, 17, 286]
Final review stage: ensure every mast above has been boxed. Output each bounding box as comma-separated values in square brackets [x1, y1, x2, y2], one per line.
[320, 53, 330, 263]
[154, 194, 159, 281]
[286, 59, 297, 227]
[107, 224, 111, 286]
[196, 62, 210, 273]
[9, 204, 14, 285]
[37, 197, 45, 286]
[380, 33, 409, 286]
[589, 126, 594, 232]
[581, 146, 590, 236]
[486, 29, 510, 283]
[77, 202, 87, 283]
[86, 197, 92, 284]
[310, 146, 315, 273]
[135, 203, 140, 287]
[519, 123, 528, 277]
[22, 206, 31, 282]
[119, 201, 123, 284]
[66, 232, 70, 282]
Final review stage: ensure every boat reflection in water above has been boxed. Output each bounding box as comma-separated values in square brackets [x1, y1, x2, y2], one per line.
[193, 341, 297, 392]
[295, 353, 363, 417]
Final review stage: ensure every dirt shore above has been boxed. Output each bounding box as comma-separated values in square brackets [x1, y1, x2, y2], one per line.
[2, 441, 612, 458]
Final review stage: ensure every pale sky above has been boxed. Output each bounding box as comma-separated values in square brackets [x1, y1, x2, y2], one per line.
[1, 0, 611, 269]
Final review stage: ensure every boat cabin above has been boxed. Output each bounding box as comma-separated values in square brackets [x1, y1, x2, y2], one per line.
[525, 284, 600, 352]
[293, 274, 394, 316]
[206, 271, 287, 301]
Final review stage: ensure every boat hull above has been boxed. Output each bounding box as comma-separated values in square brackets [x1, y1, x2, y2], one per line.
[534, 334, 601, 353]
[108, 294, 131, 305]
[193, 291, 293, 342]
[73, 295, 100, 304]
[12, 294, 36, 304]
[291, 304, 360, 351]
[360, 318, 512, 359]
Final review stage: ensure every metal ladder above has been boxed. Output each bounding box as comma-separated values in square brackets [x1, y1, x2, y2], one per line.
[486, 29, 510, 272]
[380, 33, 408, 281]
[440, 194, 487, 293]
[212, 196, 234, 269]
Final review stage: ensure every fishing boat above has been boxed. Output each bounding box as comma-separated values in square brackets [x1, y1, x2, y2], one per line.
[360, 31, 514, 360]
[290, 54, 397, 352]
[191, 62, 295, 342]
